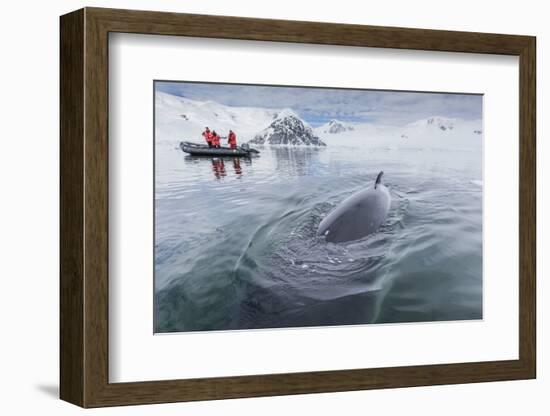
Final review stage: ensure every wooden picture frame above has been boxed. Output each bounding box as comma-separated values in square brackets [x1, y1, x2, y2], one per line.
[60, 7, 536, 408]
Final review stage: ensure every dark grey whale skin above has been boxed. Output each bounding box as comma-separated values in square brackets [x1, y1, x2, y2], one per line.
[317, 171, 391, 243]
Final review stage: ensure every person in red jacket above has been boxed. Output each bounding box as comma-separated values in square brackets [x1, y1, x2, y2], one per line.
[211, 131, 221, 148]
[202, 127, 213, 148]
[228, 129, 237, 149]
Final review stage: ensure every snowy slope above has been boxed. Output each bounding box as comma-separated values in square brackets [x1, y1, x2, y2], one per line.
[318, 116, 482, 151]
[407, 116, 456, 131]
[315, 119, 355, 134]
[155, 91, 282, 144]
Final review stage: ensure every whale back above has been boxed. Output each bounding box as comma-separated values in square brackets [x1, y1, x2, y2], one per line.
[318, 172, 391, 243]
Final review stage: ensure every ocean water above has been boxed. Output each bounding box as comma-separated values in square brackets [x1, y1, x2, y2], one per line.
[154, 143, 482, 333]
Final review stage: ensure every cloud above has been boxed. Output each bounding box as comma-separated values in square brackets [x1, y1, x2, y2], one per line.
[155, 81, 482, 126]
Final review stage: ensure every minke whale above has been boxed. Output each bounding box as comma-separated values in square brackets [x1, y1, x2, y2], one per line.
[317, 171, 391, 243]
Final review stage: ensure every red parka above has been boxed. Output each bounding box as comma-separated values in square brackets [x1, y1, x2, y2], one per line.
[202, 130, 213, 143]
[228, 131, 237, 148]
[211, 133, 221, 147]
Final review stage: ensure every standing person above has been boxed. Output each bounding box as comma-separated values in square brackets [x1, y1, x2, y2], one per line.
[202, 127, 213, 148]
[211, 130, 221, 148]
[228, 129, 237, 149]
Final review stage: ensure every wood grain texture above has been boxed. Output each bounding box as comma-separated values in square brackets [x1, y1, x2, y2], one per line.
[88, 7, 532, 55]
[59, 8, 84, 407]
[83, 10, 110, 406]
[518, 38, 536, 376]
[59, 7, 537, 408]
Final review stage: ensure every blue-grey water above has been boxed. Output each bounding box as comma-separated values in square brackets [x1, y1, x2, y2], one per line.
[154, 143, 482, 333]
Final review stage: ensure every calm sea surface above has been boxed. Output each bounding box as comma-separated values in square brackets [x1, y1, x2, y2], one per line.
[154, 143, 482, 332]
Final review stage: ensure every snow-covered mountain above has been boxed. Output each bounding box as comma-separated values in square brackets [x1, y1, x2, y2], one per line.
[155, 92, 481, 150]
[249, 111, 326, 146]
[155, 91, 282, 144]
[400, 116, 483, 142]
[156, 91, 326, 146]
[317, 116, 482, 151]
[406, 116, 456, 131]
[316, 119, 355, 134]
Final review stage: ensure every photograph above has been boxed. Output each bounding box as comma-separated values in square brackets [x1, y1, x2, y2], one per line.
[154, 80, 483, 333]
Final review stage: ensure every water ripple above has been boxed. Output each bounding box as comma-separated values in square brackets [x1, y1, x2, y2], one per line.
[155, 145, 482, 332]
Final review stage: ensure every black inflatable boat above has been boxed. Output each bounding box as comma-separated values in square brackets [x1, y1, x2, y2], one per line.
[179, 141, 260, 157]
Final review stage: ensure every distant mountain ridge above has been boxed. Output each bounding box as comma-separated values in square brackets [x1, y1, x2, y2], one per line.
[155, 92, 481, 150]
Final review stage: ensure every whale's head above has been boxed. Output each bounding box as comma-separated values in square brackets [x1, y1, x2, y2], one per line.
[374, 171, 384, 189]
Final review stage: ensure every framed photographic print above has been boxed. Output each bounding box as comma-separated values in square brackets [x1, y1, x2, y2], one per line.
[60, 7, 536, 408]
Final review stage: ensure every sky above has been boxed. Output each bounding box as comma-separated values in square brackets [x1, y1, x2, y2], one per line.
[156, 81, 482, 127]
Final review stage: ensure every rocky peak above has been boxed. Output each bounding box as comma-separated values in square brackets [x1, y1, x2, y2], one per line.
[249, 113, 326, 146]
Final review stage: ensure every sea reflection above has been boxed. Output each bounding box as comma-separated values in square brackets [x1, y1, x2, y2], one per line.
[184, 155, 248, 180]
[233, 158, 242, 176]
[183, 147, 326, 181]
[211, 158, 226, 179]
[269, 146, 326, 178]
